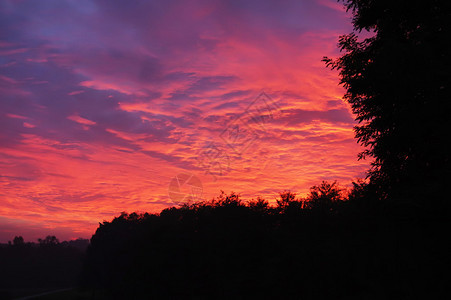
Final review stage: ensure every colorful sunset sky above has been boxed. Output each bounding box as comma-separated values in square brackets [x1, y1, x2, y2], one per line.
[0, 0, 369, 242]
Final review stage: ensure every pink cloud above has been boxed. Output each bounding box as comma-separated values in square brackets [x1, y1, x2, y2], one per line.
[67, 114, 97, 126]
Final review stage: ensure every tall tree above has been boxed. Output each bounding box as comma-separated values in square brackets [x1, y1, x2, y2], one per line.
[324, 0, 450, 206]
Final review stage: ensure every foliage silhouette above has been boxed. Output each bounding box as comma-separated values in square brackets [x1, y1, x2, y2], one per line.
[276, 190, 298, 210]
[12, 236, 24, 246]
[38, 235, 60, 247]
[323, 0, 451, 206]
[305, 180, 343, 211]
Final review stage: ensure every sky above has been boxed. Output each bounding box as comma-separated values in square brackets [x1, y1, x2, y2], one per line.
[0, 0, 369, 242]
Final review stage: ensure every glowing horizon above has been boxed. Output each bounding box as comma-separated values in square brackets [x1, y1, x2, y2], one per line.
[0, 0, 369, 242]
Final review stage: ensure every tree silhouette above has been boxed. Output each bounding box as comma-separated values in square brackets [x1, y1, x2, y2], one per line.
[247, 196, 270, 212]
[38, 235, 59, 246]
[12, 236, 24, 246]
[276, 190, 297, 210]
[305, 180, 343, 211]
[323, 0, 450, 206]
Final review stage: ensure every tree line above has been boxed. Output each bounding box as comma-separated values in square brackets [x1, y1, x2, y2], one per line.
[0, 237, 89, 299]
[80, 184, 448, 299]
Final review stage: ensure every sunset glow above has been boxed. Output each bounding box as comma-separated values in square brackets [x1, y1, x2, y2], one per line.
[0, 0, 369, 242]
